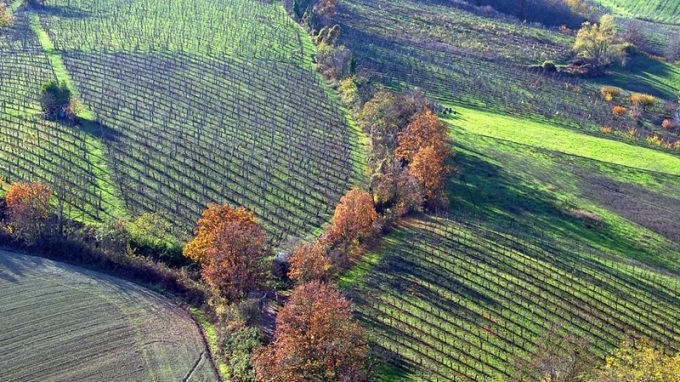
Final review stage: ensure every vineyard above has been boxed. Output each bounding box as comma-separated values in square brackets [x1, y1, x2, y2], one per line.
[0, 250, 218, 381]
[0, 0, 364, 239]
[593, 0, 680, 23]
[342, 215, 680, 381]
[336, 0, 680, 145]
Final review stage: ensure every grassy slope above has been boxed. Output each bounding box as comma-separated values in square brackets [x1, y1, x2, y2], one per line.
[0, 250, 218, 381]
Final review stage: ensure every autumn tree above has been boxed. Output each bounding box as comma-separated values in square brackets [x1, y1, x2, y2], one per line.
[0, 3, 15, 28]
[395, 109, 449, 163]
[408, 144, 452, 207]
[573, 14, 624, 68]
[5, 182, 52, 243]
[252, 281, 368, 381]
[592, 338, 680, 382]
[325, 188, 378, 252]
[288, 241, 333, 284]
[183, 205, 266, 301]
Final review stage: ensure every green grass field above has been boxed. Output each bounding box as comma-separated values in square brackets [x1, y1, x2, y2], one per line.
[0, 250, 218, 381]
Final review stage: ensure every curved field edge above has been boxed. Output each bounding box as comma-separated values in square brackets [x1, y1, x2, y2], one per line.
[0, 250, 219, 382]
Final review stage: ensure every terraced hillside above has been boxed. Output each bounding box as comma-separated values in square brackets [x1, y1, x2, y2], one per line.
[0, 250, 218, 381]
[1, 0, 364, 240]
[342, 216, 680, 381]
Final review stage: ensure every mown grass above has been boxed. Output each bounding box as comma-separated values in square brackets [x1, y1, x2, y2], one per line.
[446, 106, 680, 175]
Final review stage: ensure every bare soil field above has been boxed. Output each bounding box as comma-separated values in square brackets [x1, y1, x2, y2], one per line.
[0, 250, 218, 382]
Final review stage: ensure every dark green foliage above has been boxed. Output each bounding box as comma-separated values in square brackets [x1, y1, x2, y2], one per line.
[40, 80, 71, 119]
[541, 60, 557, 72]
[222, 327, 263, 382]
[126, 213, 186, 266]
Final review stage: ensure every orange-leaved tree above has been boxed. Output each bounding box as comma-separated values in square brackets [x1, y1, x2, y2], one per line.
[395, 109, 449, 163]
[409, 144, 452, 206]
[183, 205, 266, 301]
[252, 281, 368, 382]
[288, 241, 333, 284]
[5, 182, 52, 243]
[325, 188, 378, 250]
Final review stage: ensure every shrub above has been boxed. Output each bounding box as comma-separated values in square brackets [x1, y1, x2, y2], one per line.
[127, 212, 184, 265]
[4, 182, 52, 244]
[222, 326, 263, 382]
[612, 106, 628, 116]
[0, 3, 15, 28]
[646, 135, 663, 146]
[601, 126, 613, 133]
[600, 86, 621, 101]
[662, 119, 676, 130]
[541, 61, 557, 72]
[40, 81, 72, 120]
[630, 93, 656, 109]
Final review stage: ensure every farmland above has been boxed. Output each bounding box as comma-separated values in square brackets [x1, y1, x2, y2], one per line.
[342, 215, 680, 381]
[593, 0, 680, 23]
[0, 0, 364, 240]
[0, 250, 217, 381]
[337, 0, 680, 379]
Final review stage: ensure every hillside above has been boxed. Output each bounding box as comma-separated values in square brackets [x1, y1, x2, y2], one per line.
[0, 250, 217, 381]
[1, 0, 679, 381]
[0, 0, 364, 241]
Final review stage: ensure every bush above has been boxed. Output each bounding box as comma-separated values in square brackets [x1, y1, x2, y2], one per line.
[600, 86, 621, 101]
[127, 212, 185, 265]
[4, 182, 52, 244]
[0, 3, 15, 28]
[630, 93, 656, 109]
[662, 119, 677, 130]
[288, 241, 333, 284]
[541, 61, 557, 72]
[222, 327, 263, 382]
[40, 81, 72, 120]
[612, 105, 628, 116]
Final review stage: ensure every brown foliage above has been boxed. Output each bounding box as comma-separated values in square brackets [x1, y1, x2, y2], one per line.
[5, 182, 52, 243]
[325, 188, 378, 250]
[288, 241, 333, 284]
[184, 205, 266, 301]
[395, 109, 449, 163]
[409, 144, 452, 206]
[612, 105, 628, 116]
[252, 281, 368, 382]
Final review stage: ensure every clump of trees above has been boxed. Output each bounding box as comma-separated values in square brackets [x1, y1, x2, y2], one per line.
[0, 3, 15, 28]
[40, 80, 81, 122]
[572, 14, 628, 71]
[183, 205, 267, 302]
[252, 281, 369, 381]
[4, 182, 52, 244]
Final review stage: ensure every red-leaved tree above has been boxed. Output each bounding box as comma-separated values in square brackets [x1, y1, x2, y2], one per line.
[325, 188, 378, 251]
[252, 281, 368, 381]
[183, 205, 266, 301]
[288, 241, 333, 284]
[5, 182, 52, 243]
